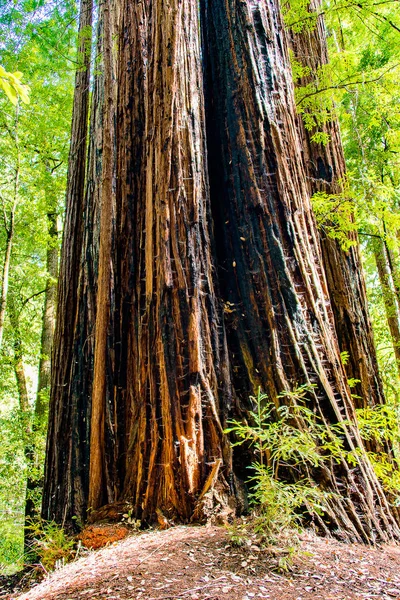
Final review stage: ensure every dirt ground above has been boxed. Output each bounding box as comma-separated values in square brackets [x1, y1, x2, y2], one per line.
[2, 525, 400, 600]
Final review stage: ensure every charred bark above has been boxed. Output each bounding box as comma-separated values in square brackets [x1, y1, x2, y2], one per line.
[288, 0, 385, 409]
[42, 0, 93, 525]
[44, 0, 233, 526]
[201, 0, 400, 541]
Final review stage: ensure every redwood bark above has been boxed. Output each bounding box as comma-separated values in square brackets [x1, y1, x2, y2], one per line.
[115, 0, 232, 522]
[88, 0, 114, 513]
[42, 0, 93, 525]
[288, 0, 385, 408]
[201, 0, 399, 541]
[44, 0, 233, 526]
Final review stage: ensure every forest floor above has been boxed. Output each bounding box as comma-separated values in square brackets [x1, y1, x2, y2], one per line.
[1, 524, 400, 600]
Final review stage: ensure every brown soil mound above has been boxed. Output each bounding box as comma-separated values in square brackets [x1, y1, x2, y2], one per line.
[4, 525, 400, 600]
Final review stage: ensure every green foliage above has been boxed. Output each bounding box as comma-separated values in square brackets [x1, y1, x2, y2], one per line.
[26, 520, 76, 571]
[312, 187, 358, 251]
[0, 410, 25, 574]
[0, 0, 76, 574]
[225, 387, 336, 544]
[226, 387, 400, 546]
[248, 464, 328, 535]
[282, 0, 318, 32]
[0, 518, 24, 575]
[356, 404, 399, 445]
[353, 404, 400, 501]
[0, 66, 29, 105]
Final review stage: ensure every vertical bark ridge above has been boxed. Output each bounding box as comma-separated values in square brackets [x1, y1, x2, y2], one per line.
[202, 0, 400, 541]
[88, 0, 116, 512]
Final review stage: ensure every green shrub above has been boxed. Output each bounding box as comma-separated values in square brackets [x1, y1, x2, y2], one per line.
[25, 519, 76, 572]
[225, 386, 335, 545]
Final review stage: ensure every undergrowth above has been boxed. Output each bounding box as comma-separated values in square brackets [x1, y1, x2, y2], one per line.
[25, 519, 77, 572]
[0, 516, 24, 575]
[225, 386, 400, 569]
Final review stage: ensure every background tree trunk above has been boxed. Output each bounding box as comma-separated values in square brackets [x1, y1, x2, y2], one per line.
[201, 0, 399, 541]
[288, 0, 386, 409]
[373, 237, 400, 377]
[25, 212, 58, 542]
[0, 106, 20, 351]
[9, 297, 30, 418]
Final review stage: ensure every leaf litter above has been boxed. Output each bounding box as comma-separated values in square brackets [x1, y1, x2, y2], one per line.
[1, 525, 400, 600]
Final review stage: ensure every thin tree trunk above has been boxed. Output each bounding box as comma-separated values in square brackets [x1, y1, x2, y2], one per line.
[25, 212, 58, 533]
[0, 227, 14, 350]
[9, 299, 30, 418]
[202, 0, 400, 541]
[386, 241, 400, 333]
[288, 0, 385, 409]
[9, 298, 33, 493]
[9, 297, 32, 554]
[0, 107, 20, 351]
[373, 237, 400, 377]
[36, 214, 58, 417]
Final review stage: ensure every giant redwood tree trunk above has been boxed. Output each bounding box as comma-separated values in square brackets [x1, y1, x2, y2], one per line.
[288, 0, 385, 409]
[43, 0, 400, 541]
[201, 0, 399, 541]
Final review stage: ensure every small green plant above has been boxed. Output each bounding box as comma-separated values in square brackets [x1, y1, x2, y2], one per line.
[225, 386, 341, 547]
[25, 519, 76, 572]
